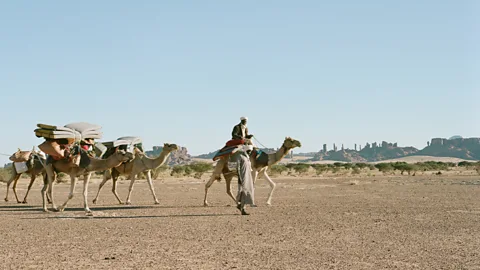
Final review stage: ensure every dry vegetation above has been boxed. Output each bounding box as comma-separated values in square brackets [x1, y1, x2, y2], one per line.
[0, 161, 479, 269]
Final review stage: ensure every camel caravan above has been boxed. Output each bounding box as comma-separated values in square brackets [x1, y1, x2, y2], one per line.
[3, 117, 301, 216]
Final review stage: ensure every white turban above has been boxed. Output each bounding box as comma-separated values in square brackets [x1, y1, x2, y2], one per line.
[240, 116, 248, 121]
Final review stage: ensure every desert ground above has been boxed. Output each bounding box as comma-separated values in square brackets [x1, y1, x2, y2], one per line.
[0, 172, 479, 269]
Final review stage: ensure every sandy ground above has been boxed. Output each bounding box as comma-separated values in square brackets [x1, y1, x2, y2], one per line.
[0, 175, 479, 270]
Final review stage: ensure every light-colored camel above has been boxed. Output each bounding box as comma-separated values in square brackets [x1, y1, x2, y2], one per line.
[4, 154, 50, 204]
[203, 137, 301, 206]
[92, 143, 179, 205]
[41, 148, 134, 215]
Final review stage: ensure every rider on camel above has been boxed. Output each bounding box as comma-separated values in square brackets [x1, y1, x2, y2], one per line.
[232, 116, 253, 141]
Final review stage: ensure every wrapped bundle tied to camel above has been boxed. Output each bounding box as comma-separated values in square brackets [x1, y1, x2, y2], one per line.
[34, 122, 103, 166]
[8, 148, 47, 174]
[98, 136, 142, 159]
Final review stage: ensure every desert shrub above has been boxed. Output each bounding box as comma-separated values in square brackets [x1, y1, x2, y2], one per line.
[392, 163, 418, 175]
[269, 165, 289, 176]
[354, 163, 368, 170]
[342, 163, 353, 170]
[374, 163, 394, 174]
[333, 162, 344, 168]
[56, 172, 68, 183]
[351, 167, 361, 175]
[152, 165, 169, 179]
[170, 166, 185, 177]
[458, 161, 474, 167]
[311, 164, 328, 175]
[291, 163, 310, 175]
[0, 167, 13, 183]
[189, 162, 213, 179]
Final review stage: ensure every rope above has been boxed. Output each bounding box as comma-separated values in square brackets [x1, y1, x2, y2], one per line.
[253, 136, 269, 149]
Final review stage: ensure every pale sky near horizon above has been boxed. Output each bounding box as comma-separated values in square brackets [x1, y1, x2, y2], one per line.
[0, 1, 478, 165]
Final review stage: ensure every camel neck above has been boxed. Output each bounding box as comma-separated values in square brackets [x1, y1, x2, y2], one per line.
[144, 150, 172, 169]
[267, 145, 289, 166]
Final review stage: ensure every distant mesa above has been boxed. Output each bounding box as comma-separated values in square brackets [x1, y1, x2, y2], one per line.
[192, 136, 480, 163]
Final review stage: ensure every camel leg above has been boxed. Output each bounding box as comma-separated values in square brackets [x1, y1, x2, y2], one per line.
[83, 173, 93, 215]
[58, 175, 77, 212]
[93, 170, 111, 204]
[203, 158, 227, 206]
[250, 170, 259, 207]
[22, 175, 37, 203]
[225, 174, 237, 204]
[125, 174, 136, 205]
[203, 174, 217, 206]
[111, 176, 124, 204]
[42, 172, 52, 204]
[5, 173, 20, 202]
[262, 169, 276, 205]
[146, 170, 160, 204]
[42, 165, 57, 212]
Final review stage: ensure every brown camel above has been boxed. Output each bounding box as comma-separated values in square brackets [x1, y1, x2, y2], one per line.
[92, 143, 179, 205]
[203, 137, 301, 206]
[4, 154, 51, 204]
[41, 148, 134, 215]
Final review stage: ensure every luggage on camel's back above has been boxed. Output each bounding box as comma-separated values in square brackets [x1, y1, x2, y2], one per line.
[34, 122, 103, 162]
[99, 136, 141, 159]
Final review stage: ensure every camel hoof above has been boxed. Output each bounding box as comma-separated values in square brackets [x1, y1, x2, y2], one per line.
[17, 201, 22, 204]
[92, 199, 97, 204]
[125, 201, 132, 205]
[58, 207, 65, 212]
[250, 204, 258, 207]
[22, 201, 27, 204]
[154, 200, 160, 205]
[43, 209, 49, 213]
[203, 202, 209, 207]
[85, 210, 93, 216]
[4, 198, 8, 202]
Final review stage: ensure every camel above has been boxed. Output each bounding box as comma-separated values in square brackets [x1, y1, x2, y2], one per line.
[4, 154, 51, 204]
[203, 137, 301, 207]
[92, 143, 179, 205]
[41, 148, 134, 215]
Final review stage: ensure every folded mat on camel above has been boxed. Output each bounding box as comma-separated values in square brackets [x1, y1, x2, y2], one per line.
[34, 128, 82, 141]
[64, 122, 102, 133]
[35, 122, 102, 140]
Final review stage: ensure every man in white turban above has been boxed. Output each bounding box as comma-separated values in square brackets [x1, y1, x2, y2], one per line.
[232, 116, 253, 140]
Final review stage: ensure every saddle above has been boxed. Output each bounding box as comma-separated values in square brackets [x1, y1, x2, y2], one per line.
[213, 139, 255, 161]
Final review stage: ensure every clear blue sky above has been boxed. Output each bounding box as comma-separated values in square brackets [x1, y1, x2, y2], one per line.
[0, 1, 478, 165]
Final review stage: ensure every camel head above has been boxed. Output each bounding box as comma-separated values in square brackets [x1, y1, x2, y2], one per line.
[163, 143, 179, 153]
[283, 137, 302, 150]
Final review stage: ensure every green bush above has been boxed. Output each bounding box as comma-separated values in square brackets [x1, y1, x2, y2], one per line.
[351, 167, 361, 175]
[354, 163, 368, 170]
[152, 165, 169, 179]
[170, 166, 185, 177]
[311, 164, 328, 175]
[292, 163, 310, 175]
[269, 165, 289, 176]
[0, 167, 13, 183]
[374, 163, 394, 174]
[189, 162, 213, 179]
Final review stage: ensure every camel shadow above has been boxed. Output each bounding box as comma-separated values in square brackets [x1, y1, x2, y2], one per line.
[22, 213, 239, 220]
[0, 204, 237, 212]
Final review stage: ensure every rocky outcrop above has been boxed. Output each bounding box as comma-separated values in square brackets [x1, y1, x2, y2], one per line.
[145, 146, 192, 166]
[415, 137, 480, 160]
